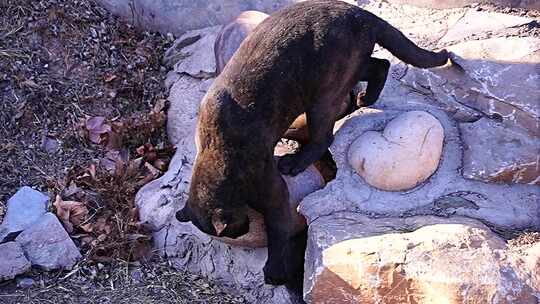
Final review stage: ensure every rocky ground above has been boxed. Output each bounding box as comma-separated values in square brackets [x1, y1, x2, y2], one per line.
[132, 1, 539, 303]
[0, 0, 242, 302]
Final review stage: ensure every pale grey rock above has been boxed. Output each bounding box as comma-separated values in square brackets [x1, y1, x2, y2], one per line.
[0, 242, 31, 281]
[304, 213, 540, 303]
[164, 26, 220, 78]
[380, 0, 540, 9]
[95, 0, 296, 36]
[299, 108, 540, 231]
[387, 37, 540, 134]
[15, 213, 81, 271]
[0, 186, 48, 243]
[374, 36, 540, 185]
[358, 1, 468, 46]
[439, 9, 534, 44]
[460, 118, 540, 185]
[154, 223, 294, 304]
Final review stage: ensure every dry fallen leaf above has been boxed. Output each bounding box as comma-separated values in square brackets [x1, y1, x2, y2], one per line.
[85, 116, 111, 144]
[53, 195, 89, 233]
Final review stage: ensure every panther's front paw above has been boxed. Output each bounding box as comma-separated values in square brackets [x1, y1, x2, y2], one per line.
[278, 154, 307, 176]
[263, 262, 287, 286]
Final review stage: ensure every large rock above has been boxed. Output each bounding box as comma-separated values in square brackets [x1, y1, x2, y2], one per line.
[383, 0, 540, 9]
[15, 213, 81, 271]
[215, 11, 269, 74]
[348, 111, 444, 191]
[164, 26, 221, 77]
[305, 213, 540, 303]
[95, 0, 295, 35]
[300, 108, 540, 231]
[461, 118, 539, 185]
[374, 29, 539, 186]
[439, 9, 534, 44]
[0, 242, 31, 281]
[0, 186, 48, 243]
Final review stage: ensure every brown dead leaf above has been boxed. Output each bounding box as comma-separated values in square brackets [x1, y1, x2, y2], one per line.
[85, 116, 111, 144]
[94, 216, 112, 235]
[53, 195, 89, 233]
[104, 74, 117, 83]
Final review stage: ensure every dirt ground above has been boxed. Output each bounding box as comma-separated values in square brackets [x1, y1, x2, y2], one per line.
[0, 0, 242, 302]
[0, 259, 244, 304]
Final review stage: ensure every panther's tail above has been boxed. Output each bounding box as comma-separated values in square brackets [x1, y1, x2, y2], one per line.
[374, 16, 449, 68]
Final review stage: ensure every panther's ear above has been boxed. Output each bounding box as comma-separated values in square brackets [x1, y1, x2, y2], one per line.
[176, 207, 191, 222]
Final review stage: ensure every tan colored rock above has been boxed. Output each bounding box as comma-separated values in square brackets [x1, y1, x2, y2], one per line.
[306, 214, 539, 304]
[348, 111, 444, 191]
[215, 11, 269, 74]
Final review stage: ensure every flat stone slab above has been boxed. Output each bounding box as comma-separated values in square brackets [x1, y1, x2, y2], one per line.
[0, 242, 31, 281]
[461, 118, 540, 185]
[15, 213, 81, 271]
[0, 186, 48, 243]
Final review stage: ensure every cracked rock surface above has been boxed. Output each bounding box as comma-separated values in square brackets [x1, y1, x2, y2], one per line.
[0, 242, 31, 281]
[305, 214, 540, 304]
[15, 213, 81, 271]
[0, 186, 48, 243]
[129, 1, 540, 303]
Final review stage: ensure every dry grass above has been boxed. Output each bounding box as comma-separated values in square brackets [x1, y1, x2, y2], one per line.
[0, 0, 243, 302]
[0, 259, 245, 304]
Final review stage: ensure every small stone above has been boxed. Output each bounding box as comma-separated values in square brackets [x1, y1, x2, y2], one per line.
[0, 186, 49, 242]
[131, 268, 144, 283]
[0, 242, 31, 281]
[16, 277, 35, 289]
[15, 213, 81, 271]
[42, 136, 59, 153]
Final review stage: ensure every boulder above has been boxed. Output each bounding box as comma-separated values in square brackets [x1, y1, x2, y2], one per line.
[382, 0, 540, 9]
[0, 242, 31, 281]
[95, 0, 294, 36]
[439, 9, 534, 44]
[0, 186, 48, 243]
[215, 11, 269, 74]
[305, 213, 540, 303]
[164, 26, 220, 77]
[374, 33, 539, 186]
[348, 111, 444, 191]
[15, 213, 81, 271]
[299, 108, 540, 231]
[460, 118, 539, 185]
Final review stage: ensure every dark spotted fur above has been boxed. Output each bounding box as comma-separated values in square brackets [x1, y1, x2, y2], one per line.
[176, 0, 449, 298]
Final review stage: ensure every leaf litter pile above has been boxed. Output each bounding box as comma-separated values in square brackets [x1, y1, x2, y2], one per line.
[0, 0, 243, 302]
